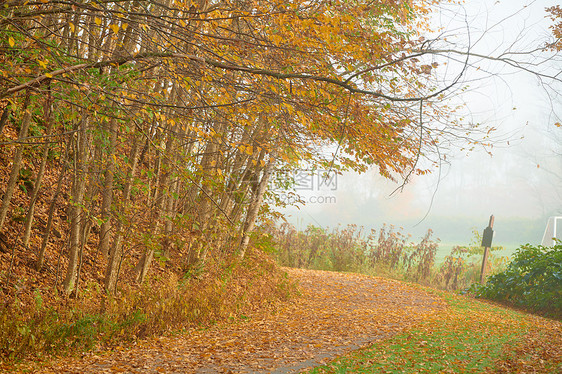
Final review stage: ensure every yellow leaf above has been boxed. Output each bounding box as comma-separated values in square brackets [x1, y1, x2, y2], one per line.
[8, 37, 14, 47]
[122, 23, 128, 30]
[110, 24, 120, 34]
[94, 17, 101, 26]
[69, 22, 75, 33]
[38, 60, 47, 69]
[45, 73, 53, 78]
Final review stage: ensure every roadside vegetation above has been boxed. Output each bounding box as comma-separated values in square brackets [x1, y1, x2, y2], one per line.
[272, 223, 508, 292]
[272, 222, 562, 318]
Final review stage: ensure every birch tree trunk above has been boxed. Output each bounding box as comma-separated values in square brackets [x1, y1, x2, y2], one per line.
[238, 153, 276, 258]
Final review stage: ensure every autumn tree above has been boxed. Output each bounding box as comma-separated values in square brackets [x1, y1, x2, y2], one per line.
[0, 0, 560, 296]
[548, 5, 562, 51]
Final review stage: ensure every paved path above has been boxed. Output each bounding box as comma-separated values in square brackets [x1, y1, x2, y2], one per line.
[21, 268, 445, 373]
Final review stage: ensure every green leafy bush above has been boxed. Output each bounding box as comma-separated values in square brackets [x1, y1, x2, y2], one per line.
[476, 243, 562, 314]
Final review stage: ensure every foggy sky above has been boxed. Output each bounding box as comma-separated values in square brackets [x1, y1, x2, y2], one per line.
[279, 0, 562, 248]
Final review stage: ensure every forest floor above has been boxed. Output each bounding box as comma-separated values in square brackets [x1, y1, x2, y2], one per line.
[5, 268, 562, 373]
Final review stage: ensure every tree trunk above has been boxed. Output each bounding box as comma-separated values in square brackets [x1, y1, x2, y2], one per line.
[196, 139, 219, 228]
[63, 115, 90, 295]
[0, 106, 9, 135]
[104, 137, 140, 294]
[162, 175, 177, 259]
[23, 92, 55, 247]
[37, 156, 67, 271]
[98, 118, 118, 257]
[238, 153, 276, 258]
[134, 121, 176, 284]
[0, 93, 32, 229]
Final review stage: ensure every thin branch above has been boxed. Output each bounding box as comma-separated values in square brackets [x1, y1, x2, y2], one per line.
[391, 99, 424, 196]
[1, 51, 466, 102]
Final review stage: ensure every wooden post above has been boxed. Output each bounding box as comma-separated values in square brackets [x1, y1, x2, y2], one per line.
[480, 215, 495, 284]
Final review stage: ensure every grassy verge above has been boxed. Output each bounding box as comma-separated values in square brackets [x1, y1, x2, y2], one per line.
[308, 290, 562, 373]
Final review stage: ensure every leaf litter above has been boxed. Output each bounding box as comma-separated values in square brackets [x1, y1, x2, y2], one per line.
[10, 268, 445, 373]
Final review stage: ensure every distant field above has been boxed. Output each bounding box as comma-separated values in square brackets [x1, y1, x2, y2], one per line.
[435, 243, 519, 264]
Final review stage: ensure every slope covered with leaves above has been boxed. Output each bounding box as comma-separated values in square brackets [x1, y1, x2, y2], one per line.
[0, 249, 295, 365]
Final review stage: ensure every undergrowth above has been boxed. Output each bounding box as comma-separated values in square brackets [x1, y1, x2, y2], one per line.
[271, 223, 507, 292]
[0, 250, 295, 364]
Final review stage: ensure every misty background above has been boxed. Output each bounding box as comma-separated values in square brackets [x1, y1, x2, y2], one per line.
[278, 0, 562, 257]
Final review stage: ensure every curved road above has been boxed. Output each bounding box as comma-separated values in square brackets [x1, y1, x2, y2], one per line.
[20, 268, 445, 373]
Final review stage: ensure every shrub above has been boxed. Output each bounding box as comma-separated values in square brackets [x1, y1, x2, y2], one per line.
[273, 224, 511, 292]
[476, 243, 562, 315]
[273, 223, 439, 282]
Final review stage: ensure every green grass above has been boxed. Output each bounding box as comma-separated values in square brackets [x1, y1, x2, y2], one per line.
[309, 291, 561, 373]
[435, 243, 518, 264]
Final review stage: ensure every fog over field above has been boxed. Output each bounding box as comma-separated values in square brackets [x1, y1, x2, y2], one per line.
[280, 0, 562, 251]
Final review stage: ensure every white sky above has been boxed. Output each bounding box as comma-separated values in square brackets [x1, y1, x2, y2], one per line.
[280, 0, 562, 247]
